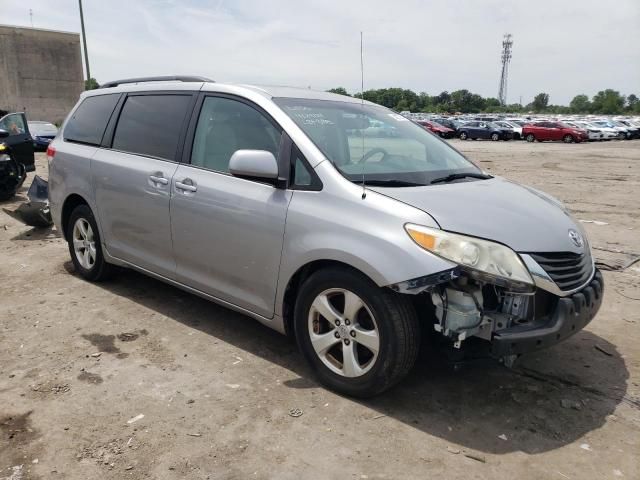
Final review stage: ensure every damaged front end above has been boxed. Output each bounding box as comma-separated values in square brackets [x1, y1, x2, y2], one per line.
[389, 225, 604, 360]
[390, 267, 541, 351]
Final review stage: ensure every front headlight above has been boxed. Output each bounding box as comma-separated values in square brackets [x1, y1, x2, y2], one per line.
[405, 224, 533, 286]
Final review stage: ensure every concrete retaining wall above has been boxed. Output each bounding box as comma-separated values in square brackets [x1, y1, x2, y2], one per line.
[0, 25, 84, 124]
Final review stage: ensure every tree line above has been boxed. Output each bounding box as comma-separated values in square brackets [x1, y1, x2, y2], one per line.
[327, 87, 639, 115]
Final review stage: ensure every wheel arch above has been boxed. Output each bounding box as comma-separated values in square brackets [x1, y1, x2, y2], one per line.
[61, 193, 90, 240]
[280, 259, 380, 337]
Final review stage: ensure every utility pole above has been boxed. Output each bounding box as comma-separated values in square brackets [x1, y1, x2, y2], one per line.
[498, 33, 513, 106]
[78, 0, 91, 85]
[29, 9, 33, 27]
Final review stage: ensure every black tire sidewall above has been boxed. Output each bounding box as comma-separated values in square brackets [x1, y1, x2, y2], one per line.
[66, 204, 110, 281]
[294, 268, 416, 397]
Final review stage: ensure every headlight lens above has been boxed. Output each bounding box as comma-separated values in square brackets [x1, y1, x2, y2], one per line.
[405, 224, 533, 285]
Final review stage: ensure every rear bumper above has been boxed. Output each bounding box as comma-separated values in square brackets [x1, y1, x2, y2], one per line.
[491, 269, 604, 356]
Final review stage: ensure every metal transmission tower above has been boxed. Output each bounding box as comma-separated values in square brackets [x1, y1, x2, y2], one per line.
[498, 34, 513, 106]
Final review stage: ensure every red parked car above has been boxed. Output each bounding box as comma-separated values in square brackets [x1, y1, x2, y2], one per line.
[522, 121, 589, 143]
[416, 120, 455, 139]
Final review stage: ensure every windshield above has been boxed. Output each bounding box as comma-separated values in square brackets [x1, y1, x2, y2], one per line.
[275, 98, 480, 186]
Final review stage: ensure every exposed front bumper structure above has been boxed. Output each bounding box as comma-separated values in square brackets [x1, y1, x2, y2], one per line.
[491, 269, 603, 356]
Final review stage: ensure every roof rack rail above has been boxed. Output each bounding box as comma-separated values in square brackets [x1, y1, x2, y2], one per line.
[100, 75, 214, 88]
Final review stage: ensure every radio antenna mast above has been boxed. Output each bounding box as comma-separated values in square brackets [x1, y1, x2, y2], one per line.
[360, 31, 366, 200]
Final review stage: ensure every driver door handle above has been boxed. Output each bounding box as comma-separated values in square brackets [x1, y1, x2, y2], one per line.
[149, 175, 169, 185]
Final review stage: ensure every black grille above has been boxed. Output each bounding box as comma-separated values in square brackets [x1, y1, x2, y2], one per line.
[529, 251, 594, 291]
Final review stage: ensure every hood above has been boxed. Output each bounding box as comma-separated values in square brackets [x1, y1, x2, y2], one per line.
[370, 177, 586, 254]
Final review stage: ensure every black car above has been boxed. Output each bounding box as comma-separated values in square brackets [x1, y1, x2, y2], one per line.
[0, 112, 35, 200]
[0, 112, 35, 172]
[458, 121, 513, 141]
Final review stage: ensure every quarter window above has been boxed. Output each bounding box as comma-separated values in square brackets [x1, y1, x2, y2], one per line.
[191, 97, 281, 173]
[112, 94, 191, 161]
[64, 94, 120, 145]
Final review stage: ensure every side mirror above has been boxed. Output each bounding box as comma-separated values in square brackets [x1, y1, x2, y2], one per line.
[0, 129, 9, 139]
[229, 150, 281, 186]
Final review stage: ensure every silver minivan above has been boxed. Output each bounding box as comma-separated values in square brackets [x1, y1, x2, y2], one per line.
[48, 77, 603, 397]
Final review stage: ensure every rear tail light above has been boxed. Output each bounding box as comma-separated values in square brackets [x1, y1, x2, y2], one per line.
[46, 145, 56, 165]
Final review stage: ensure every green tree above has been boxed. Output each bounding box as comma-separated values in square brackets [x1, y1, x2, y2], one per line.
[591, 89, 625, 114]
[569, 94, 591, 113]
[483, 97, 502, 112]
[530, 93, 550, 112]
[327, 87, 349, 96]
[626, 94, 638, 113]
[85, 78, 100, 90]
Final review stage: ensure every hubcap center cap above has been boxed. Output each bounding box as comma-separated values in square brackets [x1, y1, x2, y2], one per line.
[337, 324, 350, 339]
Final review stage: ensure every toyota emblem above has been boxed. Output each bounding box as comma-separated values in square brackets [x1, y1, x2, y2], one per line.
[568, 229, 584, 248]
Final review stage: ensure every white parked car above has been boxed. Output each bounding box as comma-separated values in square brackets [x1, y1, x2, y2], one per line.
[494, 121, 523, 140]
[562, 120, 603, 141]
[591, 120, 628, 139]
[573, 121, 618, 140]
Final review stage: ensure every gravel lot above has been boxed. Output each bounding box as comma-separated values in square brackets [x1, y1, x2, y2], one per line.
[1, 140, 639, 480]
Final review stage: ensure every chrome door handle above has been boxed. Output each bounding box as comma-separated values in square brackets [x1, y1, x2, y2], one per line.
[149, 175, 169, 185]
[175, 180, 197, 192]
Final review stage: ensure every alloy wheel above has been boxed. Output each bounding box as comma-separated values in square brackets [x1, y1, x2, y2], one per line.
[72, 218, 96, 270]
[308, 288, 380, 378]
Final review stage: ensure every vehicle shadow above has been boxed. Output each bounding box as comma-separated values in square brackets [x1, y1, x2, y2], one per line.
[10, 225, 59, 241]
[92, 266, 630, 455]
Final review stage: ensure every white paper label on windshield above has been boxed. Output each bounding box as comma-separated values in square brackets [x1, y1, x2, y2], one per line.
[387, 113, 409, 122]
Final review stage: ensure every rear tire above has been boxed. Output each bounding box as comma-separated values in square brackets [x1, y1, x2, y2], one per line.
[459, 131, 468, 140]
[526, 133, 536, 142]
[66, 204, 114, 282]
[294, 267, 420, 398]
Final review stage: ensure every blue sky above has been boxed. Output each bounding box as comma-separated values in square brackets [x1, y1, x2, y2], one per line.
[2, 0, 639, 104]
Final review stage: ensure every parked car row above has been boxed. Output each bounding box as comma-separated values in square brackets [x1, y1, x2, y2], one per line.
[402, 112, 640, 144]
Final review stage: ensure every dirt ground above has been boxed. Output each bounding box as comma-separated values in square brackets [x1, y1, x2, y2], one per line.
[1, 140, 639, 480]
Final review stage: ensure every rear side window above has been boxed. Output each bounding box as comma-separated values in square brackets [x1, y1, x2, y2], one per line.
[112, 94, 192, 161]
[64, 94, 120, 145]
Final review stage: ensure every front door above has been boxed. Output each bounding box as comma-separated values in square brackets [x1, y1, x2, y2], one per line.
[0, 113, 35, 171]
[93, 93, 193, 277]
[477, 122, 491, 139]
[170, 95, 291, 318]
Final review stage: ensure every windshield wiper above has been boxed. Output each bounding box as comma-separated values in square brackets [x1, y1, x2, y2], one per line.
[359, 179, 426, 187]
[430, 172, 493, 184]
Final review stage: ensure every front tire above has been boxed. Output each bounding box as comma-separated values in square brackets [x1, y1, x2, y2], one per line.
[66, 204, 114, 281]
[294, 267, 420, 397]
[563, 134, 575, 143]
[491, 133, 500, 141]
